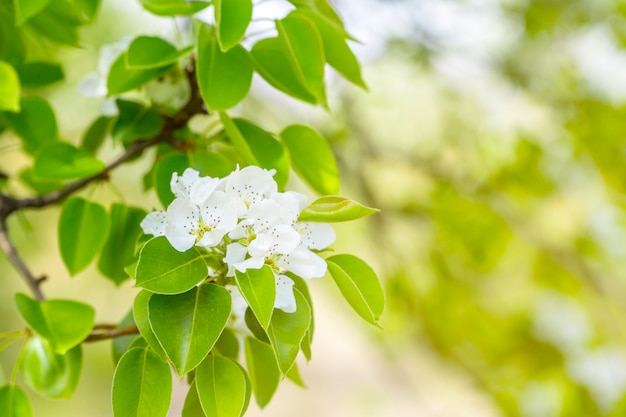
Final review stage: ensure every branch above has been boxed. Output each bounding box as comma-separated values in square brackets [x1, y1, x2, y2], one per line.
[84, 324, 139, 343]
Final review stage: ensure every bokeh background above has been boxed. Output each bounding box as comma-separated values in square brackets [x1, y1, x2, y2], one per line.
[3, 0, 626, 416]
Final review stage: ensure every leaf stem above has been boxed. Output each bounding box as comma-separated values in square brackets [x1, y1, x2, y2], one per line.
[84, 324, 139, 343]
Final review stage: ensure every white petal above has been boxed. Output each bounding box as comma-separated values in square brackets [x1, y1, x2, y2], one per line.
[278, 246, 327, 279]
[170, 168, 201, 199]
[224, 243, 248, 276]
[100, 98, 119, 116]
[274, 274, 296, 313]
[298, 222, 336, 250]
[268, 224, 300, 255]
[164, 198, 199, 252]
[140, 211, 167, 236]
[269, 192, 302, 226]
[98, 36, 132, 75]
[189, 177, 220, 206]
[78, 73, 106, 97]
[225, 166, 278, 207]
[247, 199, 282, 232]
[201, 191, 238, 232]
[226, 284, 248, 320]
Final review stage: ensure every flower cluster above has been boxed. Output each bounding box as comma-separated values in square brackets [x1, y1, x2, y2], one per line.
[140, 166, 335, 313]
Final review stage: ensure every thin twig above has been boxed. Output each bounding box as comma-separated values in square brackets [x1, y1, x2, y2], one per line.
[84, 324, 139, 343]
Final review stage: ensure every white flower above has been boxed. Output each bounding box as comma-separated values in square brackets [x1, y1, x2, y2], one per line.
[170, 168, 221, 204]
[224, 166, 278, 217]
[296, 221, 336, 250]
[277, 245, 327, 279]
[274, 274, 296, 313]
[140, 211, 167, 236]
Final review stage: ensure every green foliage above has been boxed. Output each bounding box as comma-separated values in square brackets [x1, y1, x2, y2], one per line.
[15, 61, 64, 89]
[34, 143, 104, 180]
[298, 196, 379, 222]
[195, 356, 250, 417]
[235, 266, 276, 331]
[214, 0, 252, 52]
[3, 96, 58, 155]
[0, 385, 32, 417]
[0, 61, 20, 112]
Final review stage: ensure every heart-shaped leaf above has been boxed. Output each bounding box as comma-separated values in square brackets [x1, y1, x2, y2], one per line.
[148, 284, 231, 375]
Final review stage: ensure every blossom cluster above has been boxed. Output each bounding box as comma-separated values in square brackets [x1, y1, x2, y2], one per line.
[140, 166, 335, 313]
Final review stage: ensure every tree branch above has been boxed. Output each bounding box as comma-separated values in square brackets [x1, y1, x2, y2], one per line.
[84, 324, 139, 343]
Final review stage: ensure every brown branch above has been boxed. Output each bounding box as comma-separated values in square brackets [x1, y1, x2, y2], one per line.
[84, 324, 139, 343]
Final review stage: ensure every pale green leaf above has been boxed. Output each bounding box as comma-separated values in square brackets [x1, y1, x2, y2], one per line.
[133, 291, 168, 361]
[0, 385, 32, 417]
[149, 284, 231, 375]
[182, 381, 206, 417]
[34, 142, 105, 180]
[14, 0, 52, 25]
[244, 337, 280, 408]
[0, 61, 20, 112]
[326, 254, 385, 325]
[58, 198, 109, 275]
[107, 52, 173, 95]
[196, 356, 248, 417]
[219, 112, 258, 165]
[298, 196, 379, 222]
[126, 36, 193, 69]
[214, 0, 252, 51]
[141, 0, 209, 16]
[112, 348, 171, 417]
[280, 124, 339, 195]
[235, 265, 276, 331]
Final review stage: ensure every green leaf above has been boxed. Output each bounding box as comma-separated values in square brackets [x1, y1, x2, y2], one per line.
[214, 0, 252, 51]
[58, 198, 109, 275]
[98, 204, 147, 285]
[0, 385, 33, 417]
[3, 96, 57, 155]
[153, 153, 189, 207]
[293, 10, 366, 89]
[287, 0, 345, 29]
[267, 289, 311, 374]
[326, 254, 385, 325]
[213, 328, 239, 360]
[233, 118, 289, 189]
[0, 61, 20, 112]
[82, 115, 113, 154]
[107, 52, 173, 95]
[20, 337, 82, 399]
[126, 36, 193, 69]
[298, 196, 379, 222]
[34, 142, 105, 180]
[15, 294, 95, 353]
[72, 0, 100, 21]
[133, 291, 167, 361]
[196, 356, 248, 417]
[276, 13, 326, 104]
[280, 124, 339, 195]
[286, 363, 306, 387]
[19, 168, 63, 194]
[136, 237, 208, 294]
[250, 37, 317, 105]
[111, 99, 163, 144]
[289, 274, 314, 361]
[140, 0, 209, 16]
[182, 381, 206, 417]
[149, 284, 231, 375]
[235, 266, 276, 331]
[0, 1, 26, 65]
[197, 25, 253, 111]
[14, 0, 52, 25]
[192, 151, 235, 178]
[219, 112, 258, 165]
[244, 337, 280, 408]
[26, 1, 84, 47]
[112, 310, 139, 364]
[244, 308, 270, 344]
[16, 61, 64, 88]
[112, 348, 172, 417]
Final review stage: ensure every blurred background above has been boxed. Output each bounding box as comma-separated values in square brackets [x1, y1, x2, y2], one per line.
[3, 0, 626, 416]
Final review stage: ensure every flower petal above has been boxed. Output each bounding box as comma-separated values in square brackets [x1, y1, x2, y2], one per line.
[140, 211, 167, 237]
[164, 197, 199, 251]
[298, 222, 336, 250]
[278, 246, 327, 279]
[274, 274, 296, 313]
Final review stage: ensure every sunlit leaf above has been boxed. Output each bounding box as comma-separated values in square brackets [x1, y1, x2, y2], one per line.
[244, 337, 280, 408]
[58, 198, 109, 275]
[214, 0, 252, 51]
[298, 196, 379, 222]
[112, 348, 171, 417]
[34, 142, 105, 180]
[14, 0, 52, 25]
[196, 356, 249, 417]
[107, 52, 173, 95]
[132, 291, 167, 361]
[219, 112, 258, 165]
[20, 337, 82, 399]
[3, 96, 58, 155]
[19, 168, 63, 194]
[197, 25, 253, 111]
[126, 36, 193, 69]
[26, 1, 84, 47]
[0, 61, 20, 111]
[326, 254, 384, 325]
[140, 0, 209, 16]
[149, 284, 231, 375]
[15, 294, 95, 353]
[0, 385, 32, 417]
[235, 266, 276, 331]
[280, 124, 339, 195]
[182, 381, 206, 417]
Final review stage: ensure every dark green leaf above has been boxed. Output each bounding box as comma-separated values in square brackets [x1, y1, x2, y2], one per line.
[20, 337, 82, 399]
[233, 118, 289, 189]
[19, 168, 63, 194]
[244, 337, 280, 408]
[182, 381, 206, 417]
[16, 61, 64, 88]
[111, 99, 163, 144]
[72, 0, 99, 20]
[214, 0, 252, 51]
[326, 254, 385, 325]
[235, 266, 276, 331]
[98, 204, 146, 285]
[153, 153, 189, 207]
[133, 291, 168, 361]
[15, 293, 95, 353]
[34, 142, 105, 180]
[82, 115, 112, 154]
[0, 385, 32, 417]
[289, 274, 314, 361]
[107, 52, 173, 95]
[196, 356, 248, 417]
[276, 13, 326, 104]
[219, 112, 258, 165]
[126, 36, 193, 69]
[3, 96, 58, 155]
[135, 237, 208, 294]
[14, 0, 52, 25]
[250, 37, 316, 104]
[298, 196, 379, 222]
[58, 198, 109, 275]
[0, 61, 20, 111]
[280, 124, 339, 195]
[140, 0, 209, 16]
[267, 289, 311, 374]
[214, 328, 239, 360]
[112, 348, 171, 417]
[197, 25, 253, 111]
[149, 284, 231, 375]
[244, 308, 270, 344]
[0, 1, 26, 65]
